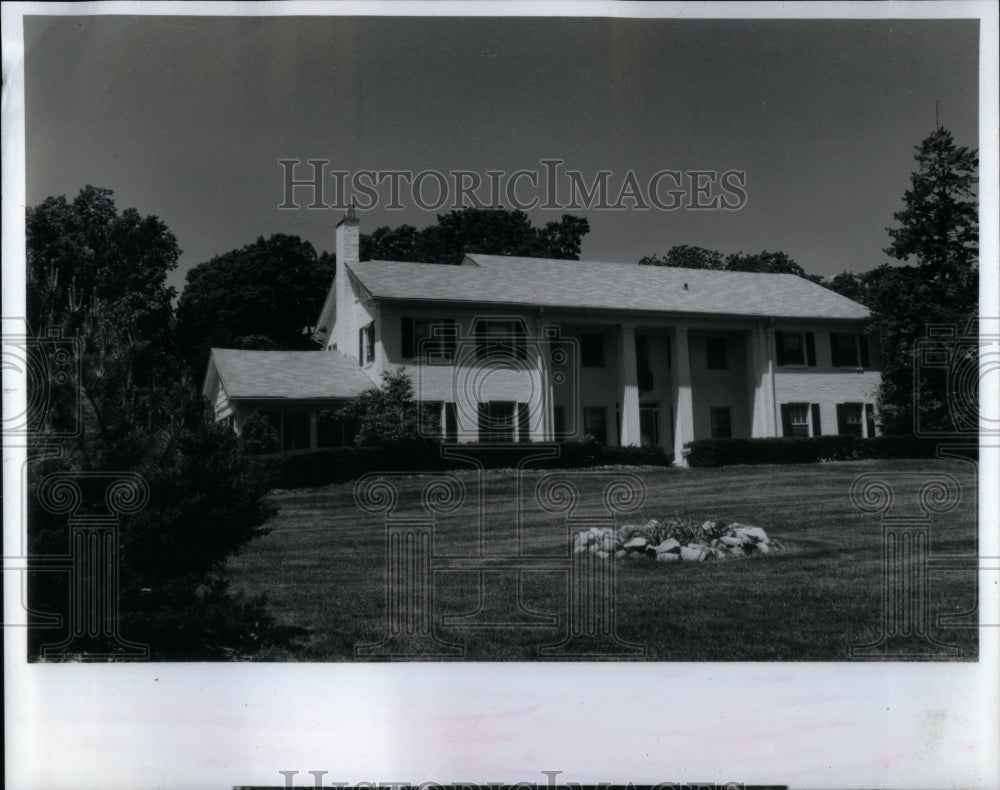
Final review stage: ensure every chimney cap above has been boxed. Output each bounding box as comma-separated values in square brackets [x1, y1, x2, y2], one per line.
[337, 200, 359, 227]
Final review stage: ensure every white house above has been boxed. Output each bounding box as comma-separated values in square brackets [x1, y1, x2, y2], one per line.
[204, 210, 881, 462]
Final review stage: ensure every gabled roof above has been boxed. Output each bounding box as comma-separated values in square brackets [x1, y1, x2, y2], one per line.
[347, 254, 870, 321]
[205, 348, 375, 401]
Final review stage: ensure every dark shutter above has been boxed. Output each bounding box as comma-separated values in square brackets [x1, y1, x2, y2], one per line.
[780, 403, 792, 437]
[553, 406, 565, 438]
[442, 318, 457, 360]
[806, 332, 817, 367]
[865, 403, 876, 438]
[477, 402, 490, 442]
[401, 317, 414, 359]
[830, 334, 841, 367]
[517, 403, 530, 442]
[475, 322, 487, 360]
[775, 331, 786, 366]
[358, 328, 364, 365]
[445, 402, 457, 443]
[811, 403, 822, 436]
[836, 403, 847, 435]
[859, 336, 870, 368]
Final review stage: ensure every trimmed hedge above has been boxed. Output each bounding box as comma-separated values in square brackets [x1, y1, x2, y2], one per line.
[263, 440, 672, 489]
[685, 435, 947, 467]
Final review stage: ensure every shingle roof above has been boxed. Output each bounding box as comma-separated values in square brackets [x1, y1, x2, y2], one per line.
[349, 254, 869, 320]
[209, 348, 375, 400]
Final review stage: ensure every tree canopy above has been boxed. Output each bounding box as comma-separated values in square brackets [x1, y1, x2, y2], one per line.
[26, 187, 282, 659]
[640, 245, 816, 280]
[361, 207, 590, 264]
[174, 234, 335, 376]
[825, 128, 978, 434]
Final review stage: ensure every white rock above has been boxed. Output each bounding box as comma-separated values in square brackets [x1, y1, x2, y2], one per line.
[624, 537, 649, 552]
[656, 551, 680, 562]
[701, 520, 717, 533]
[649, 538, 681, 555]
[615, 549, 627, 559]
[731, 524, 769, 543]
[756, 542, 772, 554]
[680, 545, 708, 561]
[719, 535, 744, 547]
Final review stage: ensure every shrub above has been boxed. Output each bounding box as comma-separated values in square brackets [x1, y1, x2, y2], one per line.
[685, 435, 945, 467]
[268, 441, 673, 489]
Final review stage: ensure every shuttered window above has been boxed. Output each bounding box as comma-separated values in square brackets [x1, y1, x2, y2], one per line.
[401, 317, 457, 362]
[775, 331, 816, 366]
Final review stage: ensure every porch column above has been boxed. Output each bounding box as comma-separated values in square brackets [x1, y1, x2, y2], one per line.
[618, 324, 641, 447]
[672, 325, 695, 465]
[748, 323, 777, 437]
[535, 322, 554, 441]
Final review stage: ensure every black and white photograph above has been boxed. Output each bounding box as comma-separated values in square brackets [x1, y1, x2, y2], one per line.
[3, 1, 998, 788]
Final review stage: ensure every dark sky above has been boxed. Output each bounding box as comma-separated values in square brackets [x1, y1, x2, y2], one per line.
[24, 15, 979, 295]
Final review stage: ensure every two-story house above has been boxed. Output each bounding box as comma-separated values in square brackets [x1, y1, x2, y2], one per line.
[203, 210, 880, 463]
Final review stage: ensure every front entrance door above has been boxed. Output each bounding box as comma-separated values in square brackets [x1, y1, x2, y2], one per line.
[640, 404, 660, 447]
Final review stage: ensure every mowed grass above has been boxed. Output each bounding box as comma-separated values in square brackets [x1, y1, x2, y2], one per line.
[225, 458, 979, 661]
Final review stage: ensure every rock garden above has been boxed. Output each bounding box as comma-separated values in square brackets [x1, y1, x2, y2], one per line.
[573, 517, 783, 562]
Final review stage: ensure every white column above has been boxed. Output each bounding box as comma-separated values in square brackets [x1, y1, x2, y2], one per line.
[619, 324, 641, 447]
[535, 322, 553, 441]
[748, 324, 777, 437]
[764, 325, 778, 437]
[672, 325, 694, 465]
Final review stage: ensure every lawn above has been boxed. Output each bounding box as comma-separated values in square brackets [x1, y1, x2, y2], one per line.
[225, 458, 979, 661]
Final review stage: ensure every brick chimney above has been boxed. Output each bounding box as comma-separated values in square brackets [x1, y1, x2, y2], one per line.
[334, 205, 360, 354]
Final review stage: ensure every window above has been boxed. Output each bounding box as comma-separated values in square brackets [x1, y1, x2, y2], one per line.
[583, 406, 608, 445]
[475, 319, 527, 361]
[444, 402, 458, 443]
[401, 317, 456, 363]
[284, 410, 311, 451]
[359, 322, 375, 365]
[580, 333, 605, 367]
[640, 404, 660, 447]
[636, 334, 654, 391]
[830, 333, 870, 368]
[775, 331, 816, 367]
[781, 403, 810, 437]
[706, 337, 727, 370]
[837, 403, 864, 437]
[420, 401, 443, 438]
[710, 406, 732, 438]
[478, 401, 515, 443]
[517, 402, 530, 442]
